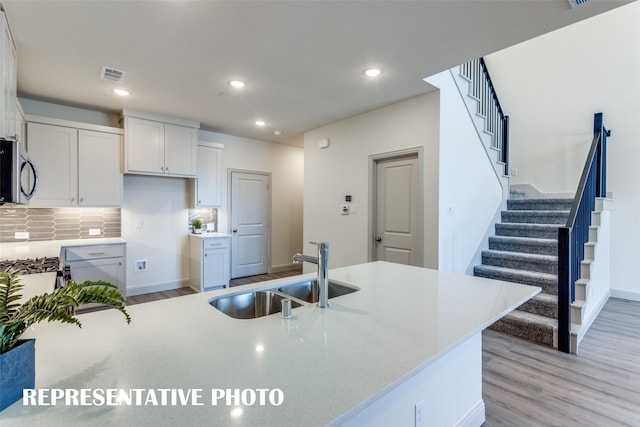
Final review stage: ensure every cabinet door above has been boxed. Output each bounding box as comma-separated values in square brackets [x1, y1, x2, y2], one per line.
[78, 130, 122, 206]
[27, 123, 78, 206]
[203, 248, 229, 290]
[67, 257, 125, 295]
[165, 124, 196, 176]
[1, 13, 16, 139]
[125, 117, 165, 174]
[195, 145, 221, 207]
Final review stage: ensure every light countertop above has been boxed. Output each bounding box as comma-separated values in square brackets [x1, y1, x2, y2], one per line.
[0, 261, 539, 426]
[189, 232, 231, 239]
[0, 238, 127, 261]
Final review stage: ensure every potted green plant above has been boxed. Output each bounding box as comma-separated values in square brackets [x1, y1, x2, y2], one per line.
[0, 270, 131, 411]
[192, 218, 203, 234]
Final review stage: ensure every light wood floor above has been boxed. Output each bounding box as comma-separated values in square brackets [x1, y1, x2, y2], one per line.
[127, 277, 640, 425]
[483, 298, 640, 426]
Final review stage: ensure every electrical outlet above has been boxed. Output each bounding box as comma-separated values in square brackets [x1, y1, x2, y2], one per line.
[511, 167, 518, 176]
[350, 204, 358, 214]
[134, 219, 143, 229]
[415, 401, 426, 427]
[89, 228, 101, 236]
[14, 231, 29, 240]
[446, 205, 456, 215]
[135, 260, 148, 271]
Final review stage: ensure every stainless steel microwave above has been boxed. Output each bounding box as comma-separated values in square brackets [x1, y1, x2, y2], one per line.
[0, 138, 38, 205]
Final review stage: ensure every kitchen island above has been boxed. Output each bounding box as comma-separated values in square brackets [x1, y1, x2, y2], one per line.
[0, 261, 539, 426]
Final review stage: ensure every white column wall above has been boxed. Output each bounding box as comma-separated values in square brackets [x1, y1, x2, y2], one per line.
[425, 70, 504, 273]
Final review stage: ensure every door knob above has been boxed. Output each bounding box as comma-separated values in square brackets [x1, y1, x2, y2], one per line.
[375, 237, 382, 242]
[232, 229, 238, 233]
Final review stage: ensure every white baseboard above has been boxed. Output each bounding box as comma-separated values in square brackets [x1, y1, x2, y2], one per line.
[271, 263, 302, 274]
[456, 400, 485, 427]
[126, 279, 190, 297]
[576, 289, 611, 349]
[610, 288, 640, 302]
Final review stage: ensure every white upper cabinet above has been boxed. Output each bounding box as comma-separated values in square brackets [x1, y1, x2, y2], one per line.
[123, 111, 198, 177]
[1, 11, 17, 139]
[165, 123, 197, 176]
[28, 123, 78, 206]
[78, 130, 122, 206]
[124, 116, 165, 175]
[27, 119, 123, 207]
[193, 142, 223, 207]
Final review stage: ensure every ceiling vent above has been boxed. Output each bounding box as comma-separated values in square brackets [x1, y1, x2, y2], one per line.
[568, 0, 590, 8]
[100, 66, 126, 83]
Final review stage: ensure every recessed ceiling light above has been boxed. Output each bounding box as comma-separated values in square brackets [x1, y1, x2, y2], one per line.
[113, 88, 130, 96]
[255, 120, 266, 127]
[364, 68, 382, 78]
[229, 80, 246, 88]
[273, 130, 282, 136]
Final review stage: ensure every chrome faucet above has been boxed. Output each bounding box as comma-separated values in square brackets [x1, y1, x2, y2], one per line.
[293, 241, 329, 308]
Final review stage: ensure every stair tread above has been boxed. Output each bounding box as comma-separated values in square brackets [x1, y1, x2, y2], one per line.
[504, 209, 570, 214]
[497, 223, 562, 228]
[482, 249, 558, 262]
[502, 309, 557, 328]
[508, 198, 573, 203]
[474, 264, 557, 280]
[531, 293, 557, 303]
[489, 235, 557, 244]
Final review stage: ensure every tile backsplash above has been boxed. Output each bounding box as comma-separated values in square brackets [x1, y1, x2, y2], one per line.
[188, 208, 218, 232]
[0, 207, 121, 243]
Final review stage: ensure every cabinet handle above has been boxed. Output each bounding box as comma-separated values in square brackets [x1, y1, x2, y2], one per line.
[80, 197, 84, 203]
[204, 253, 208, 257]
[160, 166, 164, 171]
[198, 200, 202, 204]
[88, 252, 106, 256]
[71, 197, 75, 202]
[118, 262, 122, 266]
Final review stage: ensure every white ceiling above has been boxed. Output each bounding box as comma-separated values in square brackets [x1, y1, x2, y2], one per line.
[2, 0, 631, 145]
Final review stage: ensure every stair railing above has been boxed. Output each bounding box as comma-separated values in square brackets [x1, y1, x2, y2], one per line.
[557, 112, 610, 353]
[460, 58, 510, 176]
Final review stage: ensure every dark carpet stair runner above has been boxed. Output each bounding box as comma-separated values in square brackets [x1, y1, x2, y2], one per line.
[474, 198, 573, 347]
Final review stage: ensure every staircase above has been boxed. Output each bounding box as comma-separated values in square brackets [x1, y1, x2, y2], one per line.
[474, 197, 573, 347]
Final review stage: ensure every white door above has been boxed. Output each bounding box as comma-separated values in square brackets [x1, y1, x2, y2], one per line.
[230, 171, 270, 278]
[374, 156, 421, 266]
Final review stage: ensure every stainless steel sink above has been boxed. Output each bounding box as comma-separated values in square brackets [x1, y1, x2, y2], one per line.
[278, 280, 359, 304]
[209, 291, 302, 319]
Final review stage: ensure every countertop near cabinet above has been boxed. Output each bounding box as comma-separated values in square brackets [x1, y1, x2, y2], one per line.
[0, 238, 127, 261]
[0, 261, 539, 426]
[189, 232, 231, 239]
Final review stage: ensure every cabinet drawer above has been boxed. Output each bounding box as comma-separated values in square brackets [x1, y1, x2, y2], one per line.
[202, 238, 229, 250]
[65, 244, 125, 261]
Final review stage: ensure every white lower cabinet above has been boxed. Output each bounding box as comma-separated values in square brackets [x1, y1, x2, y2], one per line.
[62, 243, 126, 296]
[189, 235, 230, 292]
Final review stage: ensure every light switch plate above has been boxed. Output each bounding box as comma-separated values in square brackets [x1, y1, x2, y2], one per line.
[89, 228, 101, 236]
[14, 231, 29, 240]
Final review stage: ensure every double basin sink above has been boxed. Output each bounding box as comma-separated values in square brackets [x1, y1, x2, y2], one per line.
[209, 279, 359, 319]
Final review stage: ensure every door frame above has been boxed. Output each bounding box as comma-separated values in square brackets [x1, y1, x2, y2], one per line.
[227, 169, 273, 276]
[368, 147, 424, 266]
